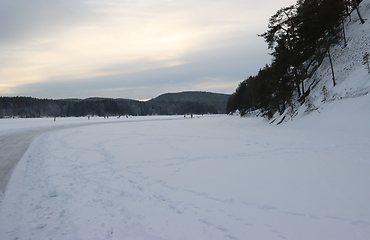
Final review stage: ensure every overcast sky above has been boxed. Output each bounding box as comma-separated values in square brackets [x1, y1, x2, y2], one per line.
[0, 0, 297, 100]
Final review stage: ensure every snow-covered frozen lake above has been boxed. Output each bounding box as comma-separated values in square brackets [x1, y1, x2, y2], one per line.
[0, 97, 370, 239]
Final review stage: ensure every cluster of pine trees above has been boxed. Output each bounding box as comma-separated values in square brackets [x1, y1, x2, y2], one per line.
[0, 97, 143, 118]
[227, 0, 364, 118]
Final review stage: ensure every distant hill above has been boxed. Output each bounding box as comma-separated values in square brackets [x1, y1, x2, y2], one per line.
[147, 91, 230, 115]
[151, 91, 230, 102]
[0, 91, 231, 118]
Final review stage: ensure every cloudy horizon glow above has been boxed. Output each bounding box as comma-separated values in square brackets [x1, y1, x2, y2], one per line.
[0, 0, 297, 100]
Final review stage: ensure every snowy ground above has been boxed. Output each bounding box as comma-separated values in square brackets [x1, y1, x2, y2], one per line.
[0, 117, 113, 199]
[0, 98, 370, 240]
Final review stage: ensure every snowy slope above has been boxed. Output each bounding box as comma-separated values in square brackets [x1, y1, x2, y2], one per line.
[276, 0, 370, 124]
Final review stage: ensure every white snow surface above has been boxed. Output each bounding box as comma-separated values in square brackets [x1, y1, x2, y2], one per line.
[0, 116, 108, 136]
[0, 110, 370, 240]
[1, 1, 370, 239]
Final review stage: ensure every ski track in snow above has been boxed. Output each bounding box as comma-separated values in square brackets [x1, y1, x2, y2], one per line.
[0, 114, 369, 240]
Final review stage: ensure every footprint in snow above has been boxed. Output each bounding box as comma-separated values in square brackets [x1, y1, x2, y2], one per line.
[36, 223, 47, 229]
[59, 209, 65, 217]
[224, 233, 238, 240]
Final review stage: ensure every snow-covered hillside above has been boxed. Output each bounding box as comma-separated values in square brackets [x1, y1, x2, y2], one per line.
[276, 0, 370, 124]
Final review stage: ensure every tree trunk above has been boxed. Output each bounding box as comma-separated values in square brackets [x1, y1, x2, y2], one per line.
[293, 67, 301, 97]
[295, 81, 301, 97]
[301, 78, 305, 98]
[328, 48, 336, 86]
[342, 19, 347, 47]
[353, 0, 365, 24]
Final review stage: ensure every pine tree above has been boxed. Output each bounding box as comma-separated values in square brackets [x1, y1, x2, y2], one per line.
[230, 0, 350, 116]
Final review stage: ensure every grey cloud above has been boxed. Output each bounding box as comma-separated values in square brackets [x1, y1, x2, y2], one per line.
[2, 0, 283, 99]
[12, 39, 270, 100]
[0, 0, 93, 44]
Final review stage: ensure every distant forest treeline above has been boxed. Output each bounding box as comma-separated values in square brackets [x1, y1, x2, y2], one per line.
[0, 92, 230, 118]
[227, 0, 365, 118]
